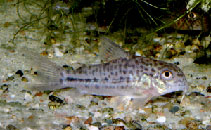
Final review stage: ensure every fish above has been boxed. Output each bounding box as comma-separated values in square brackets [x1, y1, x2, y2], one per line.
[21, 37, 189, 108]
[173, 11, 210, 32]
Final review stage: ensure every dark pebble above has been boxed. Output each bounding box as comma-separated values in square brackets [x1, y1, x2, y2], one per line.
[63, 65, 69, 68]
[6, 124, 18, 130]
[207, 86, 211, 93]
[49, 95, 64, 104]
[104, 119, 113, 125]
[169, 105, 180, 113]
[15, 70, 23, 77]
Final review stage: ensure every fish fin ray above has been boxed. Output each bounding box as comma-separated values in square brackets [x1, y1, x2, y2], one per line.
[99, 37, 129, 62]
[18, 47, 65, 91]
[110, 96, 131, 110]
[110, 95, 153, 110]
[130, 96, 152, 109]
[25, 83, 65, 91]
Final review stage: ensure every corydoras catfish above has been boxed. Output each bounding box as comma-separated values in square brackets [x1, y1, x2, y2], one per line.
[21, 37, 189, 108]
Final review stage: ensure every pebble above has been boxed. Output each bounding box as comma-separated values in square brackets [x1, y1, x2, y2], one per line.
[54, 48, 64, 57]
[84, 117, 92, 124]
[25, 128, 33, 130]
[135, 52, 141, 56]
[207, 86, 211, 93]
[24, 93, 33, 102]
[115, 126, 124, 130]
[50, 38, 56, 44]
[202, 116, 210, 125]
[192, 38, 200, 45]
[101, 126, 114, 130]
[49, 95, 64, 104]
[88, 125, 98, 130]
[3, 108, 10, 113]
[64, 126, 72, 130]
[176, 34, 184, 38]
[138, 109, 146, 114]
[31, 103, 40, 109]
[7, 73, 13, 77]
[153, 37, 161, 42]
[197, 85, 206, 92]
[94, 112, 102, 118]
[15, 70, 23, 77]
[10, 94, 15, 98]
[156, 116, 166, 123]
[169, 105, 180, 113]
[6, 124, 17, 130]
[105, 119, 113, 125]
[65, 116, 80, 123]
[40, 51, 48, 56]
[185, 46, 193, 53]
[22, 77, 28, 82]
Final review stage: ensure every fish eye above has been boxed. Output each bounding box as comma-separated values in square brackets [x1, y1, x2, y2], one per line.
[188, 12, 197, 19]
[161, 70, 173, 80]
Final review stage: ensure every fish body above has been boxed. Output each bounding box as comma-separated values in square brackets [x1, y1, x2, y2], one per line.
[61, 56, 187, 97]
[22, 37, 188, 107]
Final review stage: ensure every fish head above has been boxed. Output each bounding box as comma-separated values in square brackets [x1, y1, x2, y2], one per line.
[152, 61, 189, 96]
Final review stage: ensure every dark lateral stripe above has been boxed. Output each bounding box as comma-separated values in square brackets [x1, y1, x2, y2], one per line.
[66, 77, 99, 82]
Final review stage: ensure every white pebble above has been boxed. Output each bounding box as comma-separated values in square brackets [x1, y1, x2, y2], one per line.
[10, 94, 15, 98]
[25, 128, 33, 130]
[3, 108, 10, 112]
[153, 37, 160, 42]
[94, 112, 102, 118]
[24, 93, 33, 102]
[88, 125, 98, 130]
[135, 52, 141, 56]
[203, 116, 210, 125]
[156, 116, 166, 123]
[7, 73, 13, 77]
[32, 103, 40, 109]
[138, 109, 146, 114]
[54, 48, 63, 57]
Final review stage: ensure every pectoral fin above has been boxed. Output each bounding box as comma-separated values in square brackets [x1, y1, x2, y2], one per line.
[110, 95, 153, 110]
[130, 96, 152, 109]
[110, 96, 131, 110]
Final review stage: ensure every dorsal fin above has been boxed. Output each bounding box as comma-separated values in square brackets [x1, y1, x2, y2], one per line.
[99, 37, 129, 62]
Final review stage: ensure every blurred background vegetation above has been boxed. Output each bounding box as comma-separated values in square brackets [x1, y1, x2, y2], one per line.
[1, 0, 211, 63]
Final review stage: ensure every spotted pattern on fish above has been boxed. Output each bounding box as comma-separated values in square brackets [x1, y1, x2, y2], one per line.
[60, 56, 188, 97]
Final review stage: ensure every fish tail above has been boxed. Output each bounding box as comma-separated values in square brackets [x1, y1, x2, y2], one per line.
[19, 47, 65, 91]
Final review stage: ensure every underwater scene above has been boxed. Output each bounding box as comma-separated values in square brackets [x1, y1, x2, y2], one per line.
[0, 0, 210, 129]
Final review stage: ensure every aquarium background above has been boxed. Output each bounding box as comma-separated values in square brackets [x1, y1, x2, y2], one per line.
[0, 0, 210, 129]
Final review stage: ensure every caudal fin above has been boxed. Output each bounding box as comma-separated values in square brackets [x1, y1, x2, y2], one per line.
[18, 47, 65, 91]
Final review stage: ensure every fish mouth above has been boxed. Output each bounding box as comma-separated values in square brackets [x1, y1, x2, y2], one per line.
[164, 83, 189, 96]
[174, 78, 189, 93]
[177, 84, 189, 94]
